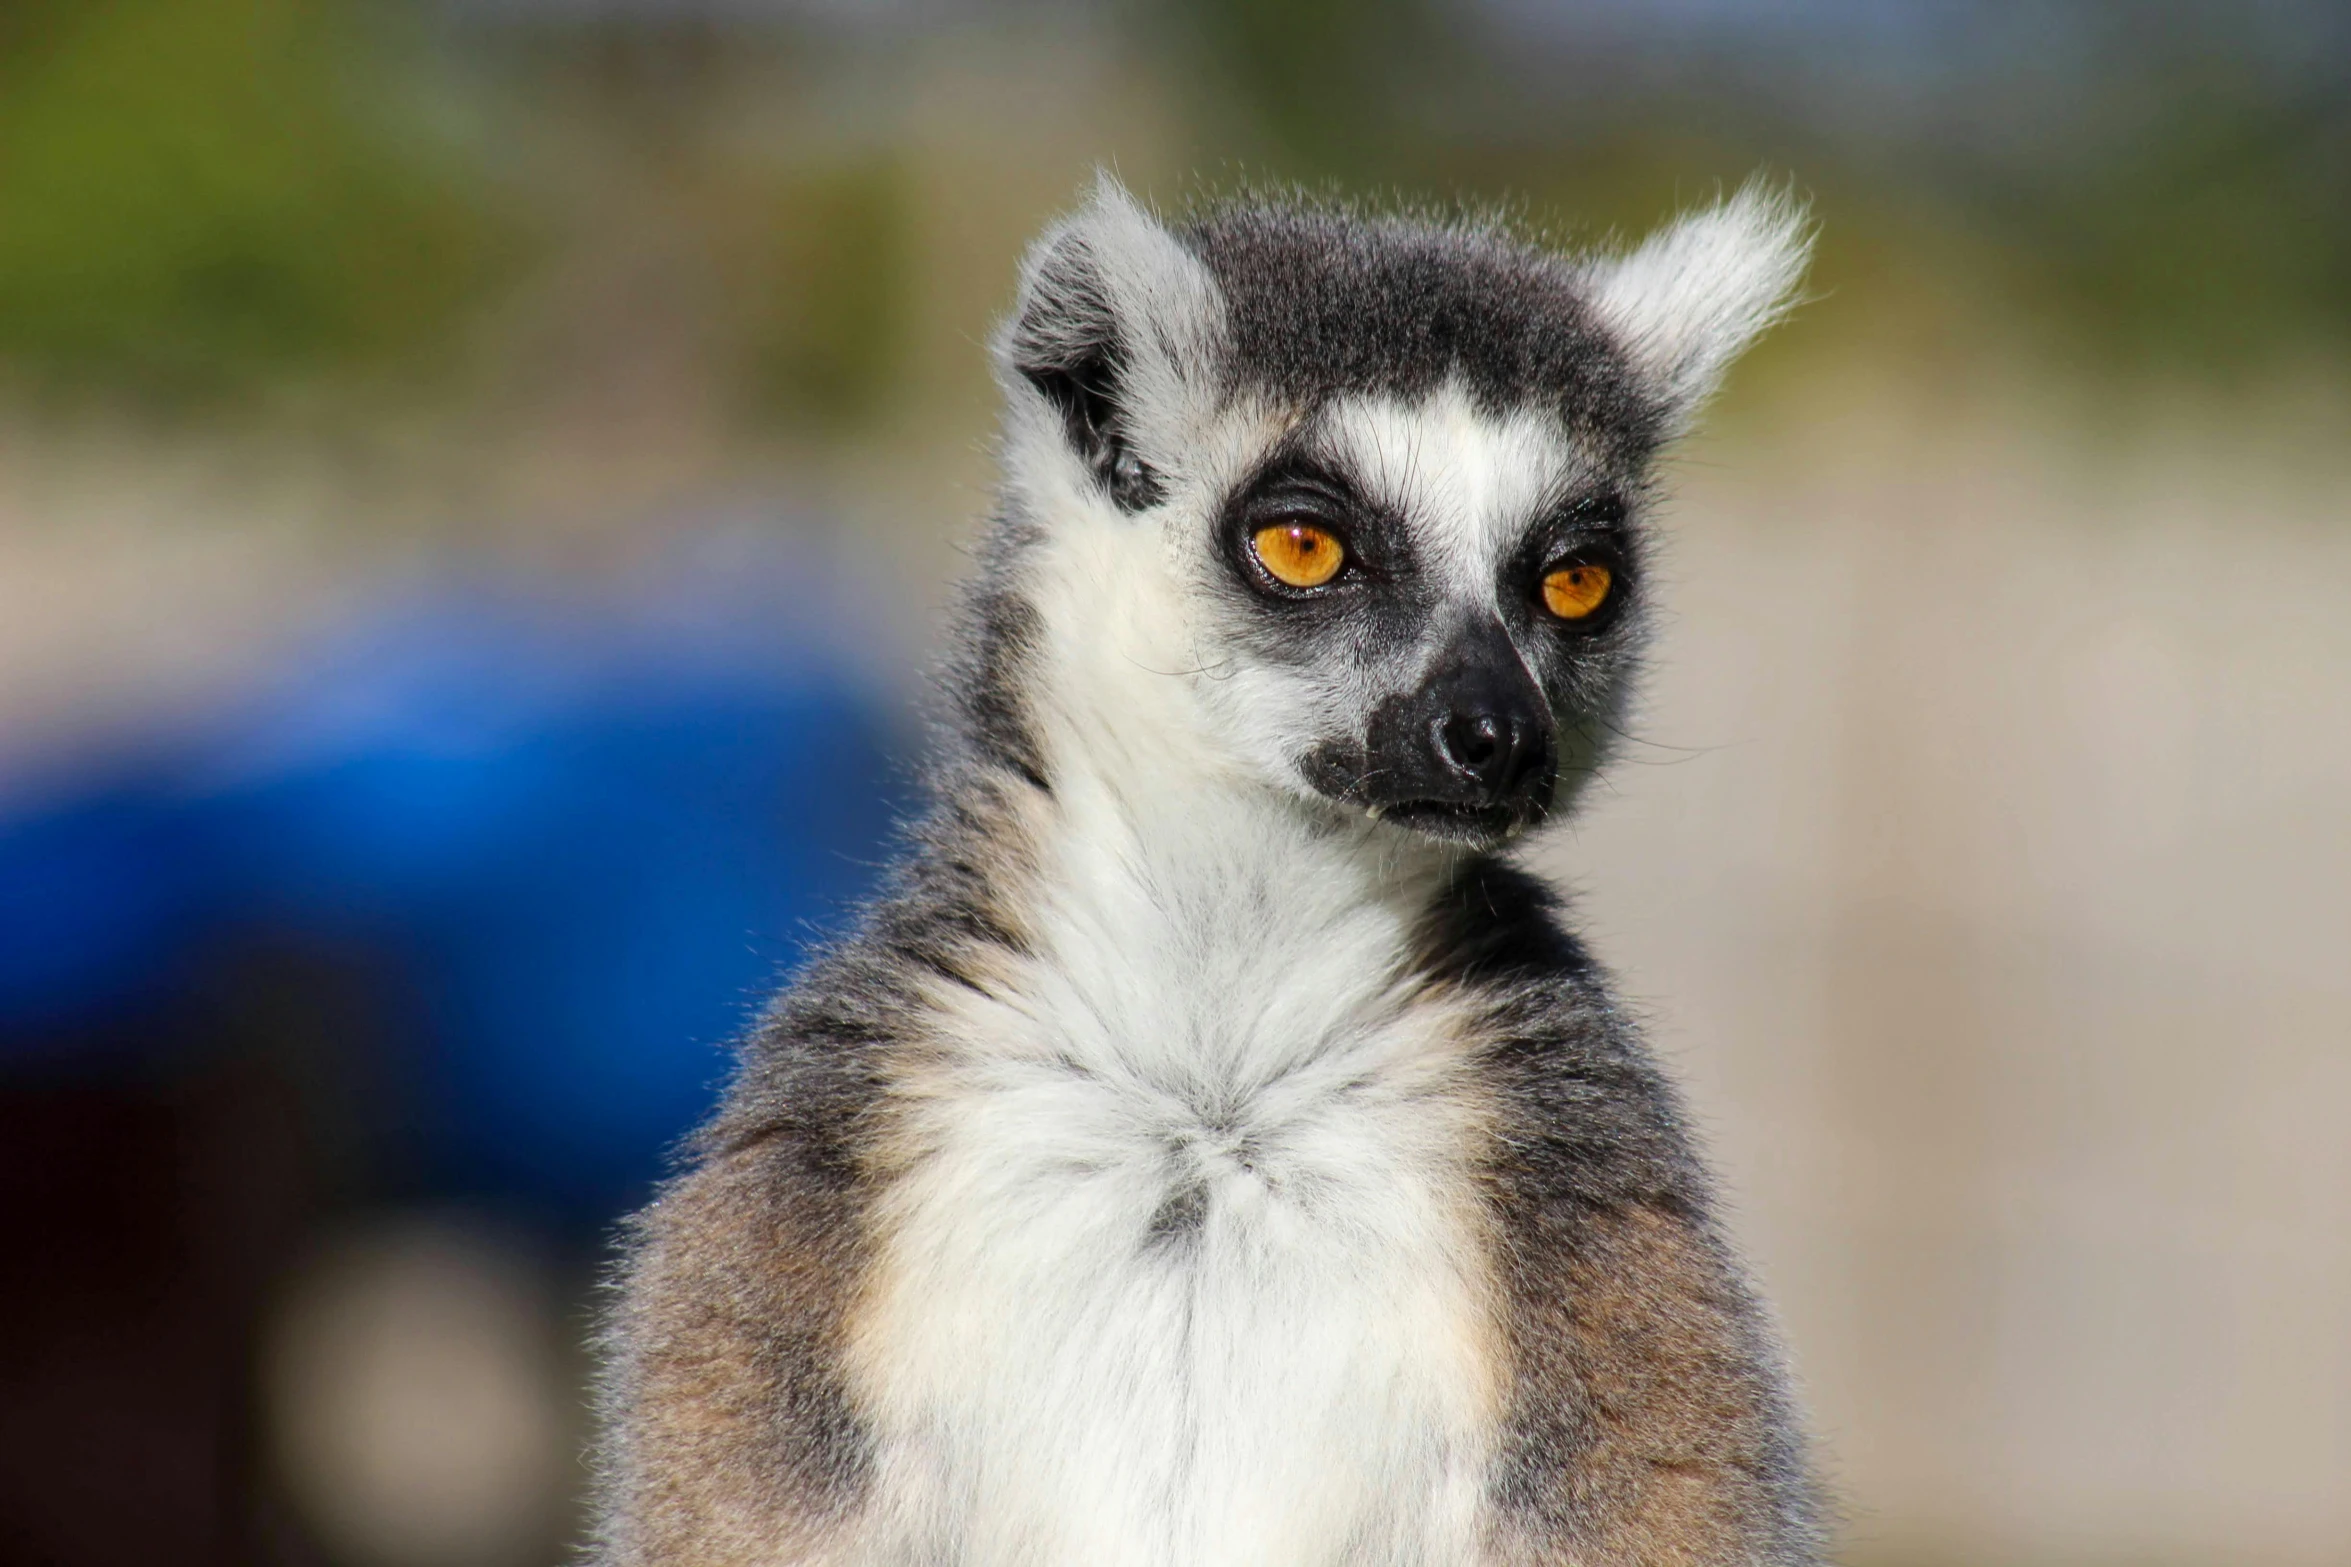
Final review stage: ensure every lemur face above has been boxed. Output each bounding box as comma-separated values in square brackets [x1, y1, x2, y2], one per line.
[996, 180, 1808, 848]
[1199, 391, 1645, 844]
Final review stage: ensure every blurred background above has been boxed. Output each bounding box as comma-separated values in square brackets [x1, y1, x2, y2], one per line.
[0, 1, 2345, 1563]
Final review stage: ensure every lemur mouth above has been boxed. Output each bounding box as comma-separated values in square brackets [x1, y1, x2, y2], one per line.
[1374, 799, 1535, 845]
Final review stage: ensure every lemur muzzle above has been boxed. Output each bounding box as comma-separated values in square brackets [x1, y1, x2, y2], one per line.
[1365, 618, 1557, 832]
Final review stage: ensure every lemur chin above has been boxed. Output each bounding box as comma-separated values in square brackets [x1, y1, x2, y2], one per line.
[592, 174, 1823, 1567]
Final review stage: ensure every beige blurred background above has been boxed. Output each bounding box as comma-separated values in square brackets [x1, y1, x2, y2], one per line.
[0, 3, 2345, 1565]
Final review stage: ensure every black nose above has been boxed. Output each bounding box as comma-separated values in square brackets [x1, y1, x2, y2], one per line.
[1435, 708, 1545, 803]
[1326, 616, 1560, 839]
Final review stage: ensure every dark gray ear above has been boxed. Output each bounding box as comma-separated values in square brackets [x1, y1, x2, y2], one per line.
[998, 175, 1224, 512]
[1583, 182, 1813, 436]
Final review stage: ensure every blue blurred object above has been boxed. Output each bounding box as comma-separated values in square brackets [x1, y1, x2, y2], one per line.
[0, 534, 906, 1219]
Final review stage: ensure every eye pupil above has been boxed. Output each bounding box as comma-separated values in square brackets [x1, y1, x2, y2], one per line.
[1252, 522, 1345, 588]
[1541, 562, 1614, 621]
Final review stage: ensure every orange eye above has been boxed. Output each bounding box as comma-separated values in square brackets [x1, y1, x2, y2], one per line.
[1541, 562, 1614, 621]
[1252, 522, 1346, 588]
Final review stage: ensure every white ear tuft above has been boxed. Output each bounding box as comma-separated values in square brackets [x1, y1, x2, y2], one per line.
[995, 172, 1225, 508]
[1585, 181, 1813, 434]
[997, 172, 1222, 396]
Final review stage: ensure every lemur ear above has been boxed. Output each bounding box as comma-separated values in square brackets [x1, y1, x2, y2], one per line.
[998, 173, 1224, 512]
[1584, 182, 1813, 436]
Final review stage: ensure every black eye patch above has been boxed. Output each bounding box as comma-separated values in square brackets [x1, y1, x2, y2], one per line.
[1207, 446, 1441, 674]
[1505, 488, 1637, 629]
[1218, 452, 1414, 597]
[1561, 491, 1627, 529]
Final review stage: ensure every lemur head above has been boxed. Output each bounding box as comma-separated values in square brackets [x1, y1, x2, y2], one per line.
[979, 176, 1808, 850]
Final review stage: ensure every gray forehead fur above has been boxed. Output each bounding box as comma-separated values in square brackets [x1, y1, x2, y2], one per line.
[1182, 201, 1660, 449]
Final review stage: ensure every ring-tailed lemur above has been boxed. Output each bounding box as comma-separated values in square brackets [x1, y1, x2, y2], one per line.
[594, 176, 1822, 1566]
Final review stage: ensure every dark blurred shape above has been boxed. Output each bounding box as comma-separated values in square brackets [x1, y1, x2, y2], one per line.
[0, 532, 901, 1565]
[0, 1052, 313, 1565]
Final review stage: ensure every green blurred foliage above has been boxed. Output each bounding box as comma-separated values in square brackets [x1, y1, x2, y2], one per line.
[0, 0, 2339, 424]
[731, 159, 910, 430]
[1150, 0, 2351, 377]
[0, 0, 510, 399]
[1969, 77, 2351, 370]
[1163, 0, 1476, 177]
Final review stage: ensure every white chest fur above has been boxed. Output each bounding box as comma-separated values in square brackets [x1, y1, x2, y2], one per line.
[842, 791, 1504, 1567]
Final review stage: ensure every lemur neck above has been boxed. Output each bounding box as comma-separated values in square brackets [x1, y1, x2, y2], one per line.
[1066, 750, 1451, 912]
[970, 729, 1465, 1088]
